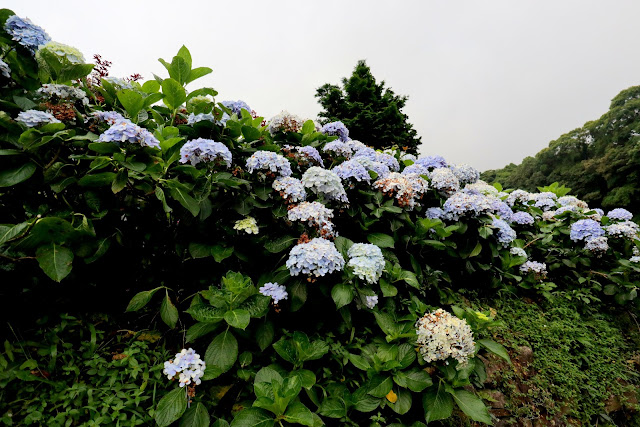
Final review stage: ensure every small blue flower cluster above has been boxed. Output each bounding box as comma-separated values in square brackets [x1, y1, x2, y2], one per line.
[347, 243, 385, 284]
[4, 15, 51, 53]
[272, 177, 306, 203]
[354, 157, 390, 179]
[246, 151, 292, 177]
[510, 211, 534, 226]
[425, 207, 444, 220]
[607, 208, 633, 221]
[286, 237, 345, 277]
[353, 147, 400, 171]
[320, 121, 349, 141]
[402, 163, 430, 176]
[93, 111, 127, 125]
[221, 100, 251, 117]
[0, 59, 11, 79]
[163, 348, 206, 388]
[283, 145, 324, 166]
[490, 199, 513, 222]
[16, 110, 60, 127]
[259, 282, 288, 304]
[492, 218, 516, 247]
[332, 159, 371, 185]
[187, 113, 216, 125]
[415, 155, 448, 170]
[323, 140, 354, 158]
[179, 138, 232, 167]
[520, 261, 547, 278]
[301, 167, 348, 203]
[98, 121, 161, 149]
[531, 192, 557, 211]
[605, 221, 639, 240]
[451, 164, 480, 185]
[287, 201, 335, 238]
[570, 219, 604, 242]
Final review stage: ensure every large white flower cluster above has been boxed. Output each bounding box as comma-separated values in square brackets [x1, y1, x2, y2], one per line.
[287, 202, 335, 238]
[163, 348, 206, 388]
[347, 243, 385, 284]
[301, 167, 348, 203]
[415, 309, 475, 367]
[268, 111, 305, 135]
[286, 237, 345, 277]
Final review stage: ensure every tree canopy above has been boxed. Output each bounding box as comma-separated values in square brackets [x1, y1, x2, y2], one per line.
[315, 60, 422, 154]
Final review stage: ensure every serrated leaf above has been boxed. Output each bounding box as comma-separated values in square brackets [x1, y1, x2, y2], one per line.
[179, 402, 210, 427]
[452, 390, 491, 423]
[126, 287, 161, 312]
[161, 293, 179, 328]
[154, 387, 187, 427]
[230, 408, 274, 427]
[423, 383, 454, 422]
[36, 243, 73, 282]
[367, 233, 395, 248]
[162, 78, 187, 110]
[224, 309, 250, 330]
[205, 330, 238, 379]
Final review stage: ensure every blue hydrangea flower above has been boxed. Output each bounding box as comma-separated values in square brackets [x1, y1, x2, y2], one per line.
[402, 163, 430, 176]
[607, 208, 633, 221]
[506, 189, 531, 206]
[554, 205, 579, 217]
[163, 348, 206, 388]
[4, 15, 51, 53]
[221, 100, 251, 117]
[16, 110, 60, 127]
[288, 201, 335, 238]
[490, 200, 513, 222]
[320, 121, 349, 141]
[534, 198, 556, 211]
[93, 111, 129, 125]
[570, 219, 604, 242]
[352, 147, 400, 172]
[283, 145, 324, 166]
[323, 140, 355, 158]
[511, 211, 534, 225]
[332, 159, 371, 185]
[286, 237, 345, 277]
[415, 155, 448, 170]
[98, 121, 160, 149]
[246, 151, 292, 177]
[364, 295, 379, 309]
[0, 59, 11, 79]
[353, 157, 390, 179]
[301, 167, 348, 203]
[429, 168, 460, 196]
[347, 243, 385, 284]
[593, 208, 605, 217]
[273, 177, 306, 203]
[259, 282, 288, 304]
[425, 207, 444, 219]
[450, 164, 480, 185]
[187, 113, 216, 125]
[180, 138, 232, 167]
[520, 261, 547, 278]
[492, 218, 516, 247]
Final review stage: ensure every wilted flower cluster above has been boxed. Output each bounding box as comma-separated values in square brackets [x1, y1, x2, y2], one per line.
[605, 221, 639, 240]
[16, 110, 60, 127]
[450, 164, 480, 185]
[286, 237, 345, 277]
[4, 15, 51, 53]
[246, 151, 292, 178]
[492, 218, 517, 247]
[332, 159, 371, 185]
[374, 172, 428, 209]
[520, 261, 547, 279]
[510, 247, 527, 258]
[570, 219, 605, 242]
[301, 167, 348, 203]
[37, 84, 89, 105]
[584, 236, 609, 254]
[180, 138, 232, 167]
[98, 120, 160, 149]
[38, 41, 85, 64]
[283, 145, 324, 166]
[272, 177, 306, 203]
[347, 243, 385, 284]
[268, 111, 305, 134]
[429, 168, 460, 196]
[163, 348, 206, 387]
[221, 100, 251, 116]
[320, 121, 349, 141]
[287, 202, 335, 238]
[415, 309, 475, 367]
[259, 282, 288, 304]
[511, 211, 534, 225]
[607, 208, 633, 221]
[234, 217, 259, 234]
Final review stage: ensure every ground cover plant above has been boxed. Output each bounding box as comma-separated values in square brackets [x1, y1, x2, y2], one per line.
[0, 9, 638, 426]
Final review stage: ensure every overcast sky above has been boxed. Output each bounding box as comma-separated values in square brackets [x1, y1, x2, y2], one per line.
[5, 0, 640, 171]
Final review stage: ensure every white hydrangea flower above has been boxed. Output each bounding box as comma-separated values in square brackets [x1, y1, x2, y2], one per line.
[301, 167, 348, 203]
[163, 348, 206, 388]
[347, 243, 385, 284]
[234, 217, 259, 234]
[415, 309, 475, 368]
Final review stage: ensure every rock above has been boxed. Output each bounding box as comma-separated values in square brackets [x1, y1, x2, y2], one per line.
[485, 390, 507, 409]
[516, 345, 534, 365]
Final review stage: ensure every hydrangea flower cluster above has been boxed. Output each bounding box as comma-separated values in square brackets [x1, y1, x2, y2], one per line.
[425, 207, 444, 220]
[429, 168, 460, 196]
[442, 192, 503, 220]
[272, 177, 306, 203]
[607, 208, 633, 221]
[4, 15, 51, 53]
[554, 205, 579, 217]
[187, 113, 216, 125]
[374, 172, 428, 209]
[492, 218, 517, 247]
[511, 211, 534, 225]
[353, 147, 400, 171]
[98, 120, 160, 149]
[286, 237, 345, 277]
[450, 164, 480, 185]
[234, 217, 259, 234]
[519, 261, 547, 279]
[246, 151, 292, 178]
[530, 192, 557, 211]
[38, 41, 85, 64]
[570, 219, 605, 242]
[364, 295, 379, 309]
[93, 111, 127, 125]
[0, 59, 10, 79]
[631, 247, 640, 263]
[510, 247, 527, 258]
[557, 196, 588, 209]
[506, 189, 531, 206]
[179, 138, 232, 167]
[320, 121, 350, 141]
[259, 282, 288, 304]
[16, 110, 60, 127]
[301, 167, 348, 203]
[401, 163, 430, 176]
[354, 157, 390, 179]
[491, 199, 513, 222]
[584, 236, 609, 254]
[347, 243, 385, 284]
[415, 309, 475, 367]
[287, 202, 335, 238]
[283, 145, 324, 166]
[221, 100, 251, 117]
[332, 159, 372, 186]
[268, 111, 305, 134]
[37, 84, 89, 105]
[605, 221, 639, 240]
[323, 140, 355, 158]
[415, 155, 448, 170]
[163, 348, 206, 387]
[464, 180, 499, 196]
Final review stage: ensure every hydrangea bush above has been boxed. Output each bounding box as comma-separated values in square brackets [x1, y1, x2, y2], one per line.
[0, 9, 638, 426]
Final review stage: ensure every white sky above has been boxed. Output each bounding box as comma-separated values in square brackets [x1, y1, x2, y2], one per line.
[5, 0, 640, 170]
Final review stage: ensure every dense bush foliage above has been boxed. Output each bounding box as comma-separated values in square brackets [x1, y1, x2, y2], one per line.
[0, 9, 639, 426]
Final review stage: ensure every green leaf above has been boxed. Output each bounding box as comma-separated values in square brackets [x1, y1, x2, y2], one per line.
[179, 402, 210, 427]
[318, 397, 347, 418]
[126, 287, 161, 312]
[189, 242, 212, 259]
[161, 293, 179, 328]
[154, 387, 188, 427]
[88, 142, 120, 154]
[155, 187, 173, 213]
[367, 233, 394, 248]
[224, 309, 250, 330]
[478, 338, 511, 365]
[379, 278, 398, 297]
[241, 125, 262, 141]
[36, 243, 73, 282]
[117, 89, 144, 119]
[168, 184, 200, 216]
[0, 161, 36, 187]
[176, 45, 193, 69]
[451, 390, 491, 424]
[78, 172, 117, 187]
[187, 67, 213, 84]
[111, 168, 128, 193]
[349, 353, 371, 371]
[283, 402, 315, 426]
[423, 384, 454, 422]
[264, 235, 297, 253]
[0, 222, 28, 246]
[367, 375, 393, 398]
[331, 284, 354, 309]
[162, 78, 187, 110]
[186, 322, 219, 342]
[205, 330, 238, 379]
[256, 322, 274, 352]
[469, 241, 482, 258]
[170, 55, 191, 85]
[211, 245, 234, 263]
[142, 80, 160, 93]
[301, 120, 315, 134]
[389, 389, 412, 415]
[401, 369, 432, 393]
[230, 408, 274, 427]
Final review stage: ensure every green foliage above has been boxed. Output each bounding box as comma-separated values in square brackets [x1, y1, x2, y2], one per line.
[315, 60, 422, 154]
